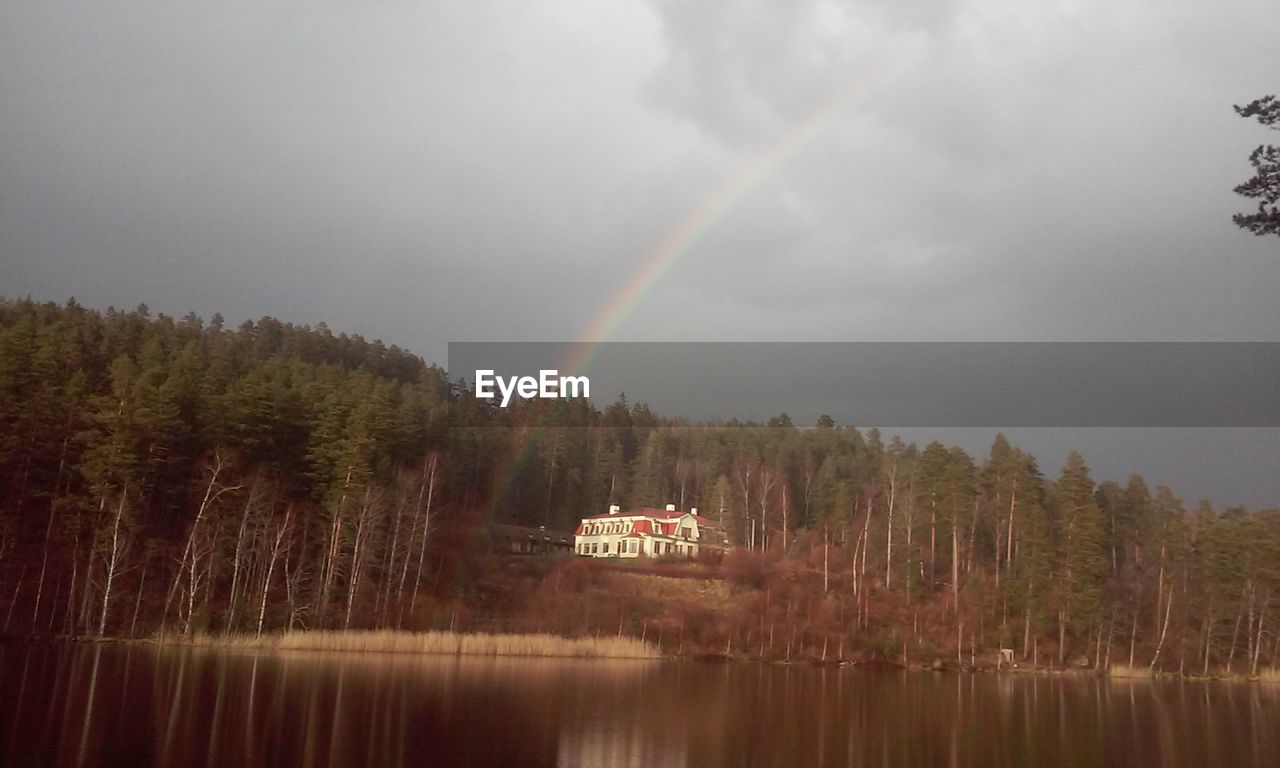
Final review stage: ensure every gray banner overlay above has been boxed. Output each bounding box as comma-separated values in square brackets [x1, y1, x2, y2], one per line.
[447, 342, 1280, 427]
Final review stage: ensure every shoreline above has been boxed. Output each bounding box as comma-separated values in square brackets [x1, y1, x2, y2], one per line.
[7, 632, 1279, 683]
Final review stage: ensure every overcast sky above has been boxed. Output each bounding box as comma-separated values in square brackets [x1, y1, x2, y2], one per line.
[2, 1, 1278, 505]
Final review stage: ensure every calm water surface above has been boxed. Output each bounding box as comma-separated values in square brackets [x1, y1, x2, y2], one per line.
[1, 642, 1278, 767]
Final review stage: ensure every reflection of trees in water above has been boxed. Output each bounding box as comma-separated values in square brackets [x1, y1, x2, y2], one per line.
[4, 645, 1280, 766]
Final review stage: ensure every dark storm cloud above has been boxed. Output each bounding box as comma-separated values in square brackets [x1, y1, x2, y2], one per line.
[0, 1, 699, 357]
[637, 0, 1280, 341]
[1, 1, 1278, 503]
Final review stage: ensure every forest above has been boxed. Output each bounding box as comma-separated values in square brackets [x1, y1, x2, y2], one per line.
[1, 297, 1278, 675]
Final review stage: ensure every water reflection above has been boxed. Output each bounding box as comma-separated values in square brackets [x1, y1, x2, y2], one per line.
[1, 642, 1278, 767]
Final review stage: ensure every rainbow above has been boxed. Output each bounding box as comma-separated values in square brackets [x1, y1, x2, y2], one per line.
[561, 33, 929, 374]
[491, 36, 930, 515]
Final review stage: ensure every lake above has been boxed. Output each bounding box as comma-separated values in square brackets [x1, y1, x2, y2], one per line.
[1, 642, 1278, 767]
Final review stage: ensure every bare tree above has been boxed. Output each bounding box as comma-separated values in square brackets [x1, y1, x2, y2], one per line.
[317, 466, 354, 626]
[1150, 582, 1175, 673]
[30, 498, 60, 633]
[97, 487, 129, 637]
[376, 471, 412, 626]
[162, 453, 239, 632]
[757, 468, 777, 552]
[180, 525, 216, 636]
[343, 486, 381, 629]
[1251, 592, 1268, 677]
[226, 478, 268, 632]
[883, 460, 899, 590]
[257, 505, 295, 637]
[408, 453, 441, 622]
[735, 459, 755, 550]
[4, 564, 26, 634]
[129, 556, 148, 638]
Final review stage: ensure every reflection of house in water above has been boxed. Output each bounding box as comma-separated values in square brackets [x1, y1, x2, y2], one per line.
[574, 504, 729, 559]
[488, 522, 575, 555]
[558, 721, 690, 768]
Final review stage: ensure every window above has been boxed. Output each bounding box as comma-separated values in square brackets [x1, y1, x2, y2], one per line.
[603, 542, 609, 554]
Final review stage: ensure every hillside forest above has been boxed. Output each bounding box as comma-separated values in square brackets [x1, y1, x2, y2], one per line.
[1, 298, 1278, 673]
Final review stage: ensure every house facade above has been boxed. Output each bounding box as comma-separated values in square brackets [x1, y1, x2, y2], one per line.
[574, 504, 722, 559]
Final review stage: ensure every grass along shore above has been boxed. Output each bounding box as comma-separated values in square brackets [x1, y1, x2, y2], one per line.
[96, 633, 1280, 678]
[1106, 664, 1155, 679]
[149, 629, 661, 659]
[1105, 663, 1280, 682]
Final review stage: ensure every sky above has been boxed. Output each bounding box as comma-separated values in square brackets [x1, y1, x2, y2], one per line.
[2, 1, 1278, 505]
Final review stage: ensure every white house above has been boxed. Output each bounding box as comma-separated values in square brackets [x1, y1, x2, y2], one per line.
[574, 504, 721, 559]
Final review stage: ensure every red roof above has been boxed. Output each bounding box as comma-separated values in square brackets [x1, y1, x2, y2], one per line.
[577, 519, 653, 535]
[582, 507, 714, 526]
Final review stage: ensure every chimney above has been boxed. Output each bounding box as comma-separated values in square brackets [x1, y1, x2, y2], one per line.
[609, 504, 620, 515]
[690, 507, 697, 516]
[665, 503, 676, 512]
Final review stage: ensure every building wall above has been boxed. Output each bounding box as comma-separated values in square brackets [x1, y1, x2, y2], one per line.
[575, 513, 702, 559]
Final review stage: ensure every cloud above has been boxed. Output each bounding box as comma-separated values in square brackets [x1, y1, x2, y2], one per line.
[627, 0, 1280, 342]
[1, 0, 1278, 503]
[1, 0, 1277, 357]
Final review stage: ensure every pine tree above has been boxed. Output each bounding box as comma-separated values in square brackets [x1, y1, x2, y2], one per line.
[1052, 452, 1107, 664]
[1232, 95, 1280, 236]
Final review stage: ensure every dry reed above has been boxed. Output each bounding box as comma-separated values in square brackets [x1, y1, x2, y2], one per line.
[1257, 667, 1280, 684]
[156, 629, 661, 659]
[1107, 664, 1155, 679]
